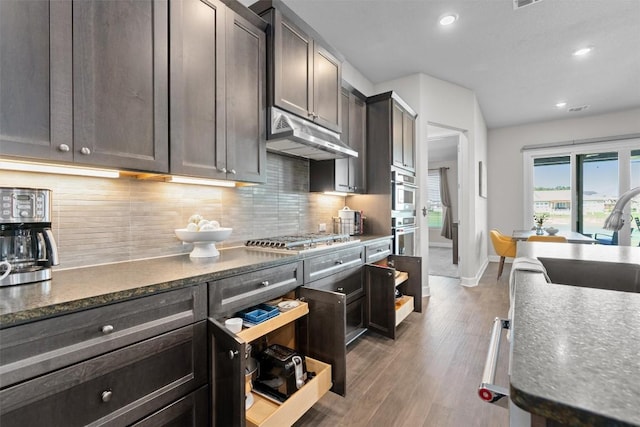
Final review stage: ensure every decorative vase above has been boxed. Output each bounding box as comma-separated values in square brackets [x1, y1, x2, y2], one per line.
[535, 226, 544, 235]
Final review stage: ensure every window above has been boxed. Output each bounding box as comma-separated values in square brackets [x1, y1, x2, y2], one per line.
[524, 139, 640, 246]
[427, 170, 443, 228]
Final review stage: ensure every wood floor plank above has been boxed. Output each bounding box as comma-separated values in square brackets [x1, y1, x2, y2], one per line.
[294, 263, 511, 427]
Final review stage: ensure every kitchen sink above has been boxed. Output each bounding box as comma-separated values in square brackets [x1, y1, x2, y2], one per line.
[538, 257, 640, 293]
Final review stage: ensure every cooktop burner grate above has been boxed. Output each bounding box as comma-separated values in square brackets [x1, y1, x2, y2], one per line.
[245, 233, 355, 252]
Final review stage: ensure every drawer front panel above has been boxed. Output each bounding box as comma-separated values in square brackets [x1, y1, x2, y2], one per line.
[305, 265, 363, 304]
[365, 239, 392, 263]
[0, 322, 207, 427]
[304, 245, 364, 283]
[0, 284, 207, 387]
[131, 385, 209, 427]
[209, 261, 303, 316]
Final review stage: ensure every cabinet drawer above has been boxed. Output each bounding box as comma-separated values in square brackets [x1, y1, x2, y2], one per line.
[0, 322, 207, 427]
[305, 265, 363, 304]
[131, 385, 209, 427]
[209, 261, 303, 316]
[304, 245, 364, 283]
[365, 239, 392, 263]
[0, 284, 207, 388]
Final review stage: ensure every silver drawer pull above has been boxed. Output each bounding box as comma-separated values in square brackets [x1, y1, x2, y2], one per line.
[101, 390, 112, 403]
[101, 325, 114, 334]
[58, 143, 70, 152]
[335, 260, 343, 265]
[336, 287, 344, 293]
[229, 350, 239, 359]
[261, 280, 270, 287]
[80, 146, 91, 155]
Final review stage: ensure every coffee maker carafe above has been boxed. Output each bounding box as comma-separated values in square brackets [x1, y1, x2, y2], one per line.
[0, 188, 59, 286]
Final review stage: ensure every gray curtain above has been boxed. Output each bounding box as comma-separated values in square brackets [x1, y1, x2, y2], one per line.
[439, 167, 453, 239]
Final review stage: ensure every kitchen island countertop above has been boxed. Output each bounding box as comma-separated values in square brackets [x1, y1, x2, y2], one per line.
[0, 235, 391, 327]
[511, 243, 640, 426]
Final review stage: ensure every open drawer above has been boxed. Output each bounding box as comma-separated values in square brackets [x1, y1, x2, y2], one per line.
[210, 290, 346, 427]
[247, 357, 331, 427]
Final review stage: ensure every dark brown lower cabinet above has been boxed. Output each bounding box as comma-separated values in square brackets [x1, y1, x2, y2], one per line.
[0, 322, 207, 427]
[210, 288, 345, 427]
[365, 255, 422, 340]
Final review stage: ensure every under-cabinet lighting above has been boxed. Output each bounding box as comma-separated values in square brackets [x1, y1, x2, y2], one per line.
[166, 175, 236, 188]
[0, 159, 120, 178]
[324, 191, 348, 197]
[555, 101, 567, 108]
[573, 47, 592, 57]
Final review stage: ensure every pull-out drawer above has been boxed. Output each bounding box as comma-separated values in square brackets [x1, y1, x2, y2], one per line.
[0, 284, 207, 387]
[209, 260, 303, 316]
[364, 239, 392, 263]
[0, 322, 207, 427]
[304, 245, 364, 283]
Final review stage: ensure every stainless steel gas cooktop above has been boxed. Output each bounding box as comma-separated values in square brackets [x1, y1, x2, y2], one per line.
[245, 233, 358, 254]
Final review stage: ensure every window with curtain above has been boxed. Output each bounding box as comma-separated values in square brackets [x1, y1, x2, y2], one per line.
[427, 170, 443, 228]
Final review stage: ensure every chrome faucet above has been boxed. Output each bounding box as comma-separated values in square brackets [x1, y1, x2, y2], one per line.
[604, 186, 640, 231]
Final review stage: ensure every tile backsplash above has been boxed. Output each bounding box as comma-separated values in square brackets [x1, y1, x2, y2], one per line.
[1, 154, 345, 269]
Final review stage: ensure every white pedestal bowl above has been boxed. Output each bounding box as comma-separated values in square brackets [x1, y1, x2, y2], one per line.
[174, 228, 233, 258]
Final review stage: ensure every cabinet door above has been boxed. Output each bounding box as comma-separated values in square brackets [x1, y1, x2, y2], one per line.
[131, 385, 209, 427]
[73, 0, 168, 172]
[225, 9, 267, 183]
[334, 88, 351, 191]
[170, 0, 226, 179]
[0, 0, 72, 161]
[349, 94, 366, 192]
[209, 318, 245, 427]
[297, 287, 347, 396]
[313, 44, 342, 133]
[273, 14, 312, 119]
[364, 264, 396, 339]
[389, 255, 422, 312]
[391, 102, 405, 169]
[402, 112, 415, 171]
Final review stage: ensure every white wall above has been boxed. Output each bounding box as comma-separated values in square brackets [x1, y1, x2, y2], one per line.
[487, 108, 640, 257]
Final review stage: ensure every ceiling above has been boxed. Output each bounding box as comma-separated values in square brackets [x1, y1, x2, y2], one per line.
[266, 0, 640, 129]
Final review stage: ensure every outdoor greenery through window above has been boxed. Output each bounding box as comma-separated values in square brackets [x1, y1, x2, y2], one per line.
[533, 156, 571, 231]
[427, 170, 443, 228]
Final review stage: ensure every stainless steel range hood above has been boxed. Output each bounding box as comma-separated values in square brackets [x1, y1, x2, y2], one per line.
[266, 107, 358, 160]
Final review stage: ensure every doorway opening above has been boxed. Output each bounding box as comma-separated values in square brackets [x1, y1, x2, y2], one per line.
[425, 124, 461, 280]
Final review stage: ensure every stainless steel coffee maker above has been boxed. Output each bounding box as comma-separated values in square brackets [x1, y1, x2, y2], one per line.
[0, 187, 59, 286]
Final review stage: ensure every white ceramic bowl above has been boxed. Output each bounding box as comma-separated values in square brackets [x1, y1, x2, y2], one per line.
[545, 227, 559, 236]
[174, 227, 232, 243]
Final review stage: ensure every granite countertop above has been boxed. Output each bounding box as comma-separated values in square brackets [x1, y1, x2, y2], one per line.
[510, 243, 640, 426]
[0, 235, 391, 328]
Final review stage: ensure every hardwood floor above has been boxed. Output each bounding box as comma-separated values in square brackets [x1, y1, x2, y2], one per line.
[295, 263, 512, 427]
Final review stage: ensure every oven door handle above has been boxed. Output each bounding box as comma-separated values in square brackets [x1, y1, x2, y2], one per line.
[394, 181, 418, 189]
[478, 317, 510, 408]
[394, 226, 418, 234]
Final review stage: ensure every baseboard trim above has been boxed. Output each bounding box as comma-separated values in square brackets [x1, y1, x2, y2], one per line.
[460, 258, 489, 287]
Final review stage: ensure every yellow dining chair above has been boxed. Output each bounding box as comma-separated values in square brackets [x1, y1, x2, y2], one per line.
[490, 229, 517, 280]
[527, 235, 568, 243]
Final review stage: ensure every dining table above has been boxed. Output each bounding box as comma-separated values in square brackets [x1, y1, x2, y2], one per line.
[512, 229, 597, 244]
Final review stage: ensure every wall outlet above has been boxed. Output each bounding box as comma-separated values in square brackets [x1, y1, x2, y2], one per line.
[318, 223, 326, 232]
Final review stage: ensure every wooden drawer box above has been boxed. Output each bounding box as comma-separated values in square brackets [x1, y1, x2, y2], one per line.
[0, 284, 207, 388]
[209, 261, 303, 317]
[304, 245, 364, 283]
[0, 322, 207, 427]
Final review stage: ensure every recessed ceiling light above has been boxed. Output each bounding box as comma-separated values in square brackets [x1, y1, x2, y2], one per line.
[555, 101, 567, 108]
[439, 14, 458, 26]
[573, 47, 592, 56]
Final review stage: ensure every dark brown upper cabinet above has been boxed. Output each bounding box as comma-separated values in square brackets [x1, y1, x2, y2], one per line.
[250, 0, 343, 133]
[310, 84, 366, 193]
[367, 91, 417, 174]
[170, 0, 267, 183]
[0, 0, 169, 173]
[0, 0, 72, 162]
